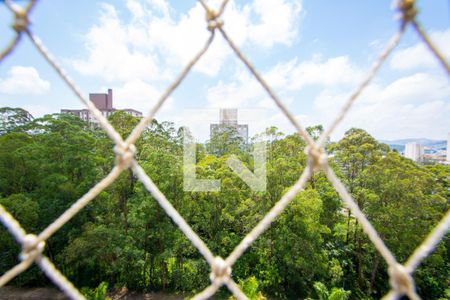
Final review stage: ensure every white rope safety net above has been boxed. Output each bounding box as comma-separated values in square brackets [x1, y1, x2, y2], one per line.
[0, 0, 449, 299]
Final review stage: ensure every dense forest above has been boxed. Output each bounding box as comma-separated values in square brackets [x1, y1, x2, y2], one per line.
[0, 107, 448, 299]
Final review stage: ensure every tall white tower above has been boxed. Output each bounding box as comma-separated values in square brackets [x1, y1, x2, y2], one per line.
[404, 142, 424, 162]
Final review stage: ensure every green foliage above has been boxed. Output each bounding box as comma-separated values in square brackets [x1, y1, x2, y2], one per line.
[313, 282, 329, 300]
[328, 287, 351, 300]
[0, 109, 447, 299]
[107, 110, 141, 139]
[81, 282, 111, 300]
[310, 282, 351, 300]
[207, 124, 246, 156]
[306, 124, 324, 142]
[0, 194, 39, 231]
[0, 107, 33, 135]
[229, 276, 266, 300]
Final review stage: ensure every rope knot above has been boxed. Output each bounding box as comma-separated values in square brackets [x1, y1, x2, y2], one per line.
[388, 263, 415, 297]
[114, 143, 136, 169]
[397, 0, 417, 24]
[19, 234, 45, 262]
[206, 9, 223, 31]
[12, 9, 29, 33]
[209, 256, 231, 285]
[305, 146, 327, 171]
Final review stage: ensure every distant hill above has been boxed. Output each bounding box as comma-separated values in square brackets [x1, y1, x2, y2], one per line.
[379, 138, 447, 153]
[379, 138, 446, 146]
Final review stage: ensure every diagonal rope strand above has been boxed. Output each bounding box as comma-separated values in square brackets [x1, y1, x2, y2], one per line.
[25, 30, 126, 147]
[404, 210, 450, 272]
[37, 256, 85, 300]
[23, 0, 39, 15]
[37, 166, 124, 243]
[0, 34, 22, 63]
[125, 33, 216, 147]
[198, 0, 230, 17]
[324, 166, 398, 266]
[0, 0, 449, 299]
[226, 278, 249, 300]
[191, 282, 222, 300]
[0, 205, 27, 242]
[0, 0, 33, 62]
[226, 166, 313, 266]
[218, 27, 315, 147]
[132, 161, 216, 265]
[411, 19, 450, 75]
[316, 27, 406, 148]
[0, 259, 34, 287]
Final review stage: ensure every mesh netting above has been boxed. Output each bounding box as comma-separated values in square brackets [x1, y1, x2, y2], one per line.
[0, 0, 449, 299]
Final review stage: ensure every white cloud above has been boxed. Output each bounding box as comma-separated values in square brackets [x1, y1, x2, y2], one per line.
[109, 79, 174, 114]
[265, 55, 362, 90]
[73, 0, 303, 80]
[207, 69, 266, 108]
[204, 47, 450, 140]
[72, 3, 160, 82]
[202, 53, 365, 140]
[313, 72, 450, 140]
[69, 0, 448, 141]
[389, 29, 450, 71]
[247, 0, 302, 47]
[0, 66, 50, 95]
[206, 54, 362, 110]
[70, 0, 303, 129]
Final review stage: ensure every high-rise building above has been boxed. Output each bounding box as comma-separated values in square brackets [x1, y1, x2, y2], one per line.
[61, 89, 142, 122]
[210, 108, 248, 143]
[404, 142, 424, 162]
[220, 108, 238, 126]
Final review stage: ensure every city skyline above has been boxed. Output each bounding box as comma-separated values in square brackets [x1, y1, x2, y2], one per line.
[3, 102, 449, 143]
[0, 1, 449, 141]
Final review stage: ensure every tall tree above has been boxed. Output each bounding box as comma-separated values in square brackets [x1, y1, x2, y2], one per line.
[0, 107, 33, 135]
[207, 124, 245, 156]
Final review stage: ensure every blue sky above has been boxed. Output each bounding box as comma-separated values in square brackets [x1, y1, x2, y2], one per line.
[0, 0, 449, 141]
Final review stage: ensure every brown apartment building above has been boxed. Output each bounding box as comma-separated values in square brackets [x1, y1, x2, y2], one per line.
[61, 89, 142, 122]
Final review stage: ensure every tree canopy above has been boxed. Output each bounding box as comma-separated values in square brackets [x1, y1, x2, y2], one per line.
[0, 108, 448, 299]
